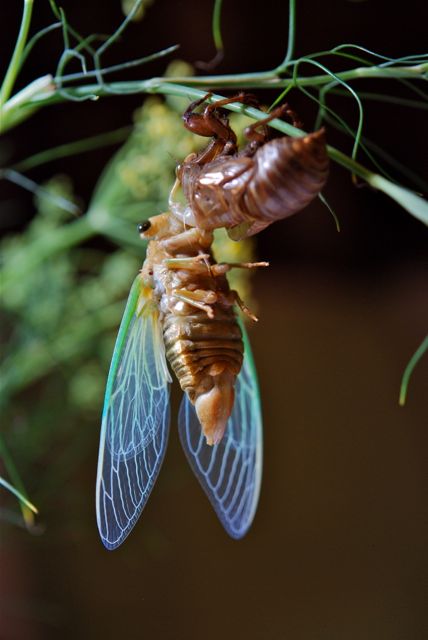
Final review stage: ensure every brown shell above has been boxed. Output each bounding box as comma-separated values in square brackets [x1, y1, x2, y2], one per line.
[181, 128, 329, 238]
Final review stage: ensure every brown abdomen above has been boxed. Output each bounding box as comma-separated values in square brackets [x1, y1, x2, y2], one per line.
[163, 306, 243, 402]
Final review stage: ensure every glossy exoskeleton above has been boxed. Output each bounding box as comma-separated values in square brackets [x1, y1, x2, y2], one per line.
[170, 93, 329, 240]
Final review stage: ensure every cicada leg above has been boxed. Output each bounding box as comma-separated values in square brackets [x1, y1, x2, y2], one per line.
[174, 288, 218, 319]
[161, 227, 213, 254]
[210, 261, 269, 277]
[213, 289, 259, 323]
[244, 103, 303, 145]
[164, 255, 211, 271]
[183, 92, 261, 163]
[211, 260, 269, 320]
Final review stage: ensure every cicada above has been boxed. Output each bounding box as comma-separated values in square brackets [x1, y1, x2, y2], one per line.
[96, 212, 266, 549]
[170, 93, 329, 239]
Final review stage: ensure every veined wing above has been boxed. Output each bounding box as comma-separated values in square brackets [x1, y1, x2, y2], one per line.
[96, 276, 171, 550]
[178, 323, 263, 539]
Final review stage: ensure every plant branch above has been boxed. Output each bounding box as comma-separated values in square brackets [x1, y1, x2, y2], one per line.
[399, 335, 428, 406]
[0, 0, 34, 106]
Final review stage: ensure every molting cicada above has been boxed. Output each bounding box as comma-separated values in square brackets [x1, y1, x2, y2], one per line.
[96, 211, 265, 550]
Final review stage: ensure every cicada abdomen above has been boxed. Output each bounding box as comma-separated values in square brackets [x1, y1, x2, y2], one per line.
[139, 212, 266, 444]
[171, 94, 329, 239]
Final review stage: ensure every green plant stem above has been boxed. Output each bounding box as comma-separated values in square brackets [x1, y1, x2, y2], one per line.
[212, 0, 224, 52]
[10, 126, 132, 172]
[0, 0, 34, 106]
[0, 477, 38, 514]
[0, 434, 36, 523]
[0, 74, 55, 132]
[399, 335, 428, 406]
[14, 61, 421, 112]
[278, 0, 296, 68]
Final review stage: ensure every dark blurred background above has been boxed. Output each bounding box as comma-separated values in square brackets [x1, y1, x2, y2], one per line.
[1, 1, 427, 639]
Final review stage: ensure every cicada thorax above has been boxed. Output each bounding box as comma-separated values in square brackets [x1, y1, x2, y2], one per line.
[140, 213, 245, 445]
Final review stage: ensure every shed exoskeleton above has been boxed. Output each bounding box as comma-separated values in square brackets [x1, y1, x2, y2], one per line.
[170, 93, 329, 239]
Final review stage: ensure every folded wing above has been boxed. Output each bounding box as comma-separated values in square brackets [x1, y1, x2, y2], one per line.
[96, 277, 171, 550]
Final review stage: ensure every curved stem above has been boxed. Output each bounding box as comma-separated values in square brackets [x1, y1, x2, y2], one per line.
[277, 0, 296, 70]
[399, 335, 428, 406]
[0, 0, 34, 106]
[212, 0, 224, 52]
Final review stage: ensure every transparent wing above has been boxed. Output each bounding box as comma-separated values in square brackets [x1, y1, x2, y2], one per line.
[96, 276, 171, 550]
[178, 324, 263, 539]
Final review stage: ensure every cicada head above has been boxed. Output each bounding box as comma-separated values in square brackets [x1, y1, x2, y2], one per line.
[138, 213, 182, 240]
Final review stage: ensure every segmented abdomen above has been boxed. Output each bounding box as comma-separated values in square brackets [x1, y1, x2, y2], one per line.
[163, 306, 243, 403]
[242, 129, 329, 235]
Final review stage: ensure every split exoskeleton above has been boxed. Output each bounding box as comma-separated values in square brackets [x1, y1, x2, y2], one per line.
[170, 93, 329, 240]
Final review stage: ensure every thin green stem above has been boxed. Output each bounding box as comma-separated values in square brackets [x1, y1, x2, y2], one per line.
[21, 22, 62, 67]
[212, 0, 224, 52]
[1, 60, 426, 134]
[326, 88, 428, 110]
[1, 169, 80, 215]
[10, 126, 132, 172]
[399, 336, 428, 406]
[96, 0, 144, 58]
[0, 74, 55, 133]
[322, 111, 428, 193]
[55, 45, 179, 84]
[0, 435, 36, 524]
[0, 0, 34, 106]
[277, 0, 296, 69]
[0, 477, 38, 514]
[22, 63, 428, 107]
[293, 57, 364, 165]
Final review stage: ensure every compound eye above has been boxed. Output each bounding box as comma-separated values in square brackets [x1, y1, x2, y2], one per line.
[138, 220, 151, 234]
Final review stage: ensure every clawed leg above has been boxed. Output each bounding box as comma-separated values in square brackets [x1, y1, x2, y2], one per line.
[243, 103, 303, 149]
[217, 289, 259, 322]
[183, 92, 262, 162]
[215, 260, 269, 321]
[233, 292, 259, 322]
[167, 250, 268, 322]
[175, 286, 259, 322]
[210, 260, 269, 277]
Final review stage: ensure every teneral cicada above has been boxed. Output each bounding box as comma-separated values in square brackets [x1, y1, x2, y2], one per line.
[96, 212, 267, 549]
[170, 93, 329, 239]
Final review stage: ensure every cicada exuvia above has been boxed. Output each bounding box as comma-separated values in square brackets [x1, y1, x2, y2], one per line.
[170, 93, 329, 239]
[96, 212, 266, 549]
